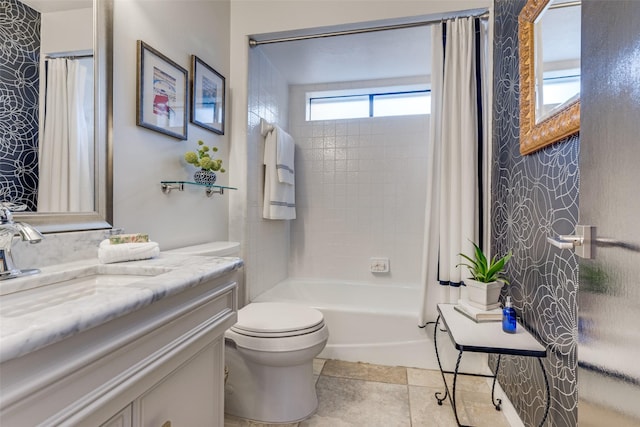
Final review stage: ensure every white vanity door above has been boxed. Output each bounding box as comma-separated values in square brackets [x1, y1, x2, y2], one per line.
[100, 405, 132, 427]
[137, 339, 224, 427]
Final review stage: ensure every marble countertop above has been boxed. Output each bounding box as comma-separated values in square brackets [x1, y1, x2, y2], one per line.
[0, 254, 243, 363]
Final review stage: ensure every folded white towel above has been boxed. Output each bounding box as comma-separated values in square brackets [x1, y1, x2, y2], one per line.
[98, 239, 160, 264]
[263, 125, 296, 220]
[275, 126, 295, 185]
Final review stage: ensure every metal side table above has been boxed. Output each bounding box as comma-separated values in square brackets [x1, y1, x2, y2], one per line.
[434, 303, 550, 427]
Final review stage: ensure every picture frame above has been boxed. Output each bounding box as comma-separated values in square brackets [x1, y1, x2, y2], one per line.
[136, 40, 188, 140]
[190, 55, 225, 135]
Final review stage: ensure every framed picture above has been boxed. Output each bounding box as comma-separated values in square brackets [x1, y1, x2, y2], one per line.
[190, 55, 225, 135]
[136, 40, 188, 140]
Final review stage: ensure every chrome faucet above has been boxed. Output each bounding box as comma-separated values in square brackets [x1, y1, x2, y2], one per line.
[0, 206, 44, 280]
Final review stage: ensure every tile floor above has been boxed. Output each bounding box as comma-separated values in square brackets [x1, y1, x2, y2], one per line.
[224, 359, 511, 427]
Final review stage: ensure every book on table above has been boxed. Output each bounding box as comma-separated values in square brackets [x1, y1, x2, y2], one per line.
[454, 299, 503, 323]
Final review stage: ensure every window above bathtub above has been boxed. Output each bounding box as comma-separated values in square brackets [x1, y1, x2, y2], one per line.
[306, 84, 431, 121]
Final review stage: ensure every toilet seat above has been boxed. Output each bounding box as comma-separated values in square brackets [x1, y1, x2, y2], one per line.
[231, 322, 325, 338]
[225, 302, 328, 352]
[230, 302, 325, 337]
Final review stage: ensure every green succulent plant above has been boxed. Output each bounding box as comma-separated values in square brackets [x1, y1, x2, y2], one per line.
[458, 242, 512, 284]
[184, 140, 226, 173]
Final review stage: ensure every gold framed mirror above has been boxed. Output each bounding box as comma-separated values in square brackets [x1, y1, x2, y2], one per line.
[519, 0, 581, 155]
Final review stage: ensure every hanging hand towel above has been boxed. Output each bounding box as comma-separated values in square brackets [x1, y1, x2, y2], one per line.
[276, 127, 295, 185]
[98, 239, 160, 264]
[263, 125, 296, 220]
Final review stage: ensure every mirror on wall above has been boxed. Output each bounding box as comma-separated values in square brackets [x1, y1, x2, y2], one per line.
[1, 0, 113, 232]
[519, 0, 581, 155]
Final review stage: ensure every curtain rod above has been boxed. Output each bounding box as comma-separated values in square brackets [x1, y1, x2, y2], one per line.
[249, 11, 490, 47]
[45, 53, 94, 60]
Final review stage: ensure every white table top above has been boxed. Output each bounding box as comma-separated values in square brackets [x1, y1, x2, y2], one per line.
[437, 304, 547, 357]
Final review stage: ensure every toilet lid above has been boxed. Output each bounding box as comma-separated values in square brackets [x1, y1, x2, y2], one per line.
[231, 302, 324, 337]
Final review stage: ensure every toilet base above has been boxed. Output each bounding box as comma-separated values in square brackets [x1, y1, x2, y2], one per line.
[224, 341, 324, 423]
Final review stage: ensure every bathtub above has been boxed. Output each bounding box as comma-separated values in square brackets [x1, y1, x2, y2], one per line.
[252, 278, 488, 372]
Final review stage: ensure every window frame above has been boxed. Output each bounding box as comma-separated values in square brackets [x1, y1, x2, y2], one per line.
[306, 86, 431, 121]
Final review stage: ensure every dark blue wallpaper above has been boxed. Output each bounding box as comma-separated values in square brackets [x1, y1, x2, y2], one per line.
[0, 0, 40, 210]
[492, 1, 579, 426]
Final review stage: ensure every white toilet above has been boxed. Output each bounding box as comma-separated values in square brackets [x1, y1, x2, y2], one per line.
[224, 302, 328, 423]
[164, 242, 329, 424]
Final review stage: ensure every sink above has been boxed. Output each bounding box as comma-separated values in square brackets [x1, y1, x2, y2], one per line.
[0, 264, 172, 317]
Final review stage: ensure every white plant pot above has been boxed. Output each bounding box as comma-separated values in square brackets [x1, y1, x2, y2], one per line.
[465, 279, 504, 310]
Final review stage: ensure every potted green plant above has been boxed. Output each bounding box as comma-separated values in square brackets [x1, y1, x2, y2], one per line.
[184, 140, 226, 184]
[458, 242, 512, 310]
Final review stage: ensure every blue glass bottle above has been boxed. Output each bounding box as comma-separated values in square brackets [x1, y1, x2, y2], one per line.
[502, 296, 517, 334]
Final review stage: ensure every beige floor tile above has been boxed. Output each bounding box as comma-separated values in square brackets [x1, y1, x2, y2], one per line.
[224, 414, 299, 427]
[227, 360, 508, 427]
[299, 414, 355, 427]
[464, 402, 511, 427]
[367, 363, 407, 384]
[301, 376, 411, 427]
[408, 385, 469, 427]
[321, 359, 369, 381]
[313, 358, 326, 376]
[224, 414, 243, 427]
[454, 374, 495, 393]
[407, 368, 484, 397]
[459, 388, 500, 406]
[407, 368, 445, 388]
[321, 359, 407, 384]
[408, 383, 510, 427]
[434, 372, 496, 396]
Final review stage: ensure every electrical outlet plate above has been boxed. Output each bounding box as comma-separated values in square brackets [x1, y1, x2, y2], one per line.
[370, 257, 389, 273]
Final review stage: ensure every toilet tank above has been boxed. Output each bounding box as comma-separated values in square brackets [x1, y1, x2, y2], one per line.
[164, 241, 240, 257]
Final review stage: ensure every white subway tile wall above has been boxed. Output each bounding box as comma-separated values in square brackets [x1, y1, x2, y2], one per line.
[245, 48, 291, 300]
[245, 52, 429, 296]
[288, 81, 429, 286]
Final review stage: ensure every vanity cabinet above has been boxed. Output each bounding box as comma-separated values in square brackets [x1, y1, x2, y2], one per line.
[136, 340, 222, 426]
[100, 406, 132, 427]
[0, 268, 239, 427]
[96, 339, 222, 427]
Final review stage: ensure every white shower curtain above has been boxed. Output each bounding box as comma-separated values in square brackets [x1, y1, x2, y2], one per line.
[419, 17, 488, 325]
[38, 58, 93, 212]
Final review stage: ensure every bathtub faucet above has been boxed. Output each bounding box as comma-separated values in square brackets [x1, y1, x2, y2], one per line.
[0, 205, 44, 280]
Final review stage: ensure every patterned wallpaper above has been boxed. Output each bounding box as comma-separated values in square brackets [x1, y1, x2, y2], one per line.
[0, 0, 40, 210]
[491, 1, 579, 426]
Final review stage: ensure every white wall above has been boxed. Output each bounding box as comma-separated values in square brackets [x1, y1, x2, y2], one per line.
[112, 0, 231, 250]
[41, 7, 93, 54]
[288, 79, 429, 285]
[229, 0, 491, 297]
